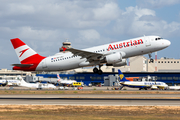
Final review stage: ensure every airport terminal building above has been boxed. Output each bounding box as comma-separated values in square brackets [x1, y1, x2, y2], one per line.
[35, 56, 180, 86]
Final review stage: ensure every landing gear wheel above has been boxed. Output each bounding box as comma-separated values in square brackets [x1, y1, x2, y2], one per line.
[98, 70, 103, 75]
[93, 67, 98, 73]
[149, 59, 154, 63]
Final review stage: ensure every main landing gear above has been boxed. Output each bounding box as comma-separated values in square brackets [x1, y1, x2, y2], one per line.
[93, 65, 103, 75]
[148, 53, 154, 63]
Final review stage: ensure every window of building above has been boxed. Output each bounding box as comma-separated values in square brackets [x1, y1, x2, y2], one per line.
[69, 77, 75, 80]
[178, 61, 179, 63]
[174, 61, 176, 63]
[80, 77, 85, 79]
[173, 77, 178, 80]
[158, 61, 160, 63]
[161, 77, 166, 80]
[161, 61, 163, 63]
[167, 77, 172, 80]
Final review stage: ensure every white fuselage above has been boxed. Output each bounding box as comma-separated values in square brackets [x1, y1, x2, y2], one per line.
[18, 79, 56, 89]
[121, 81, 168, 89]
[59, 80, 76, 85]
[0, 79, 20, 86]
[168, 86, 180, 90]
[36, 36, 170, 71]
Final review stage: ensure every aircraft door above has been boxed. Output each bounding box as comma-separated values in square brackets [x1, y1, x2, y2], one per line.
[145, 36, 151, 47]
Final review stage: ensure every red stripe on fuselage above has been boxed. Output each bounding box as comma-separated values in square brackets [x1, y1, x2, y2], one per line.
[13, 54, 46, 71]
[11, 38, 26, 49]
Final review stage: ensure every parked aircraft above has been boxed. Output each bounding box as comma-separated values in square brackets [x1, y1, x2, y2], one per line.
[11, 36, 170, 74]
[0, 80, 8, 86]
[17, 76, 56, 89]
[57, 74, 76, 85]
[0, 79, 20, 86]
[118, 69, 168, 90]
[168, 85, 180, 90]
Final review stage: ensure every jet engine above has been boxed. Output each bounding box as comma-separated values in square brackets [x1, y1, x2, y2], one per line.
[105, 52, 122, 64]
[112, 59, 127, 67]
[106, 59, 127, 67]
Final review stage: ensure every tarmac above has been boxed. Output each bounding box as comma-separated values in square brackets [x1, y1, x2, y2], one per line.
[0, 94, 180, 106]
[0, 86, 180, 106]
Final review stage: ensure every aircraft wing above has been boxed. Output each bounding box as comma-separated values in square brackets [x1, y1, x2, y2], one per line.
[66, 48, 104, 62]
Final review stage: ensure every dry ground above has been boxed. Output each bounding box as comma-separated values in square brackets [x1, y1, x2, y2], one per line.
[0, 105, 180, 120]
[0, 90, 180, 95]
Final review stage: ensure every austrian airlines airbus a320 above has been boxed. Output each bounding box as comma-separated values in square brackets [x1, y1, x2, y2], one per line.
[11, 36, 170, 74]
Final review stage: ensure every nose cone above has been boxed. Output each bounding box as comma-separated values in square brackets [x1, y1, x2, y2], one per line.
[165, 40, 171, 47]
[162, 39, 171, 48]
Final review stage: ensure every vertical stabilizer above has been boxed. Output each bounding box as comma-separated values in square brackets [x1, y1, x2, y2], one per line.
[57, 74, 61, 82]
[11, 38, 46, 71]
[118, 69, 129, 82]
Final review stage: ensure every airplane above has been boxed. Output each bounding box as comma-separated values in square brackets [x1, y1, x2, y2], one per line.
[0, 79, 20, 86]
[57, 74, 76, 85]
[168, 85, 180, 90]
[118, 69, 168, 90]
[16, 76, 56, 89]
[10, 36, 171, 74]
[0, 80, 8, 86]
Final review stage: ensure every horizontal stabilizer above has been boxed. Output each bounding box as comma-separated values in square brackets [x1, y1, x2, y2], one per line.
[11, 64, 33, 67]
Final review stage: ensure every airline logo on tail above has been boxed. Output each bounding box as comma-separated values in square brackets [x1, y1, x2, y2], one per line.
[119, 74, 124, 80]
[19, 48, 29, 57]
[118, 69, 130, 82]
[57, 74, 61, 82]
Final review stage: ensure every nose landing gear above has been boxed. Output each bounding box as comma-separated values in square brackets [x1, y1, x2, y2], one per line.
[148, 53, 154, 63]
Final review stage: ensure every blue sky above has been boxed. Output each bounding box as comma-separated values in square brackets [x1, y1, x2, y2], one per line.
[0, 0, 180, 69]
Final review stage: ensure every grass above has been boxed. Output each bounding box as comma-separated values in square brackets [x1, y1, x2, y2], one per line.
[0, 105, 180, 120]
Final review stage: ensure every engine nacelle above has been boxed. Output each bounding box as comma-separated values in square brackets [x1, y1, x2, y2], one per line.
[106, 52, 122, 64]
[106, 59, 127, 67]
[112, 59, 127, 67]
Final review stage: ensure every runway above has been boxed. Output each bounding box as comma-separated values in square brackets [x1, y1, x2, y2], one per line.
[1, 94, 180, 106]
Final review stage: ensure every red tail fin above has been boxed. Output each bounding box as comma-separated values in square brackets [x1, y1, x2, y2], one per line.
[11, 38, 46, 71]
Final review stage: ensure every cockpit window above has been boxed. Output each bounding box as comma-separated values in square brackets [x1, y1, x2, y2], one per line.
[155, 37, 163, 40]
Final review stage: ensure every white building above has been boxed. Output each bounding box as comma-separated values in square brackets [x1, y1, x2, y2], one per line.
[0, 69, 32, 79]
[130, 56, 180, 72]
